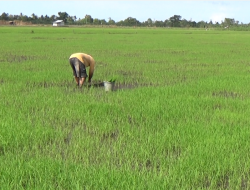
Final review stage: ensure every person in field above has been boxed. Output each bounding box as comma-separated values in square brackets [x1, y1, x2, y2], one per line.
[69, 53, 95, 88]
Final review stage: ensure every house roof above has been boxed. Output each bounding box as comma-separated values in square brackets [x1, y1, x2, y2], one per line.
[54, 20, 64, 23]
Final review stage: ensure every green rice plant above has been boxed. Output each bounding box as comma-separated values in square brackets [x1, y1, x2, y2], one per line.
[1, 26, 250, 189]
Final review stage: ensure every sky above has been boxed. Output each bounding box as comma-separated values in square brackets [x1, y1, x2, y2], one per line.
[1, 1, 250, 24]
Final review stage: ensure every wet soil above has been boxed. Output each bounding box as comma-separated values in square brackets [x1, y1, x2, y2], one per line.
[88, 81, 157, 91]
[6, 55, 37, 63]
[0, 79, 5, 84]
[101, 129, 119, 142]
[212, 90, 243, 99]
[25, 80, 158, 91]
[26, 81, 73, 88]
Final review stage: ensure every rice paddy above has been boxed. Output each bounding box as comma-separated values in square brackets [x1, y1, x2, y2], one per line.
[1, 26, 250, 189]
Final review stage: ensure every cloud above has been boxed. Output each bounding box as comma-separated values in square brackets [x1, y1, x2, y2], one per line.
[210, 13, 226, 23]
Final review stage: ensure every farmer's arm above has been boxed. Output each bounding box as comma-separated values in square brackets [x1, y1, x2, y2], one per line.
[88, 60, 95, 82]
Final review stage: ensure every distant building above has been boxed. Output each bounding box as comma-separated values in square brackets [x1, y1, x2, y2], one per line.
[53, 20, 64, 26]
[9, 21, 15, 25]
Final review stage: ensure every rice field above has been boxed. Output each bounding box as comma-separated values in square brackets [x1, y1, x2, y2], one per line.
[1, 26, 250, 189]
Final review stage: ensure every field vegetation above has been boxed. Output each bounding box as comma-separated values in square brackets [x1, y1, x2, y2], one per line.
[1, 26, 250, 189]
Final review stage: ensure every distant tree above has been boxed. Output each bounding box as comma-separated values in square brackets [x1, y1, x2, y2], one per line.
[44, 15, 50, 23]
[85, 14, 93, 24]
[31, 13, 37, 20]
[29, 13, 38, 23]
[155, 20, 165, 27]
[21, 15, 29, 22]
[123, 17, 140, 26]
[116, 20, 124, 26]
[2, 10, 250, 28]
[50, 15, 57, 21]
[141, 18, 152, 27]
[100, 19, 107, 25]
[40, 15, 44, 21]
[190, 21, 197, 27]
[147, 18, 153, 26]
[93, 18, 101, 25]
[108, 18, 115, 25]
[9, 14, 14, 20]
[164, 19, 171, 27]
[77, 18, 85, 25]
[224, 18, 235, 27]
[13, 15, 20, 20]
[180, 19, 189, 27]
[207, 19, 214, 28]
[1, 12, 8, 20]
[58, 12, 69, 23]
[197, 20, 206, 28]
[170, 15, 181, 27]
[67, 17, 74, 24]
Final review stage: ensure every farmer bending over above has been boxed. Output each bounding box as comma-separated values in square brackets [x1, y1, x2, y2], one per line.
[69, 53, 95, 87]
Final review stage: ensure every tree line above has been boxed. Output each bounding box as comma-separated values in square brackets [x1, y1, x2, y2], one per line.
[1, 12, 249, 28]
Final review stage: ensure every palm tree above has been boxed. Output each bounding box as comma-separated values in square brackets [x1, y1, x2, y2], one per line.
[31, 13, 37, 20]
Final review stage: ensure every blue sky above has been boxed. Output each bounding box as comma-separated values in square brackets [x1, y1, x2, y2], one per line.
[1, 1, 249, 24]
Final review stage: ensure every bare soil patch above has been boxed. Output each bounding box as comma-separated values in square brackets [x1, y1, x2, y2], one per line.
[26, 81, 72, 88]
[0, 79, 5, 84]
[88, 80, 157, 91]
[212, 91, 243, 99]
[25, 80, 158, 91]
[4, 54, 37, 63]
